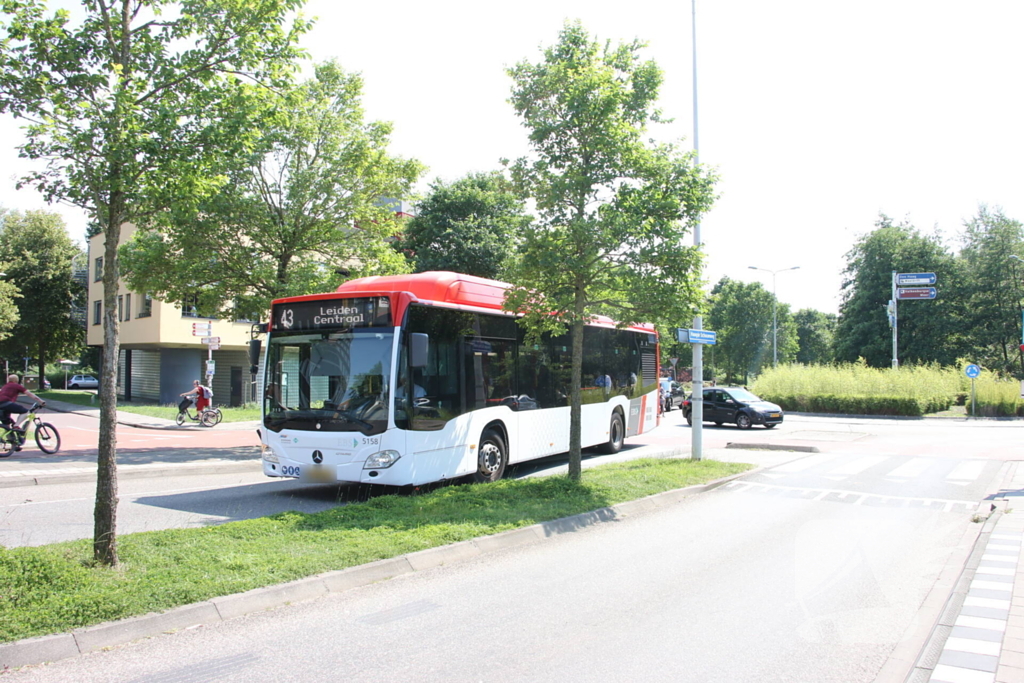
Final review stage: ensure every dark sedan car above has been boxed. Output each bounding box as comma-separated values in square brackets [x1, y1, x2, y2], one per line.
[682, 386, 783, 429]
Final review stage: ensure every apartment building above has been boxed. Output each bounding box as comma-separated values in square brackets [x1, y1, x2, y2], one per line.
[86, 224, 260, 406]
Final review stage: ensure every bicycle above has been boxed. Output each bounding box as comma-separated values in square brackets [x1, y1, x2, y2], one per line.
[175, 397, 223, 428]
[0, 402, 61, 457]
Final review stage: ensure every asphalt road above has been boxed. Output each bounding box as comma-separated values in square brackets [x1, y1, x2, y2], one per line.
[4, 446, 993, 682]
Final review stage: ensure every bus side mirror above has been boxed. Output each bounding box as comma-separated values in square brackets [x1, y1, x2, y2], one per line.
[410, 333, 429, 368]
[248, 339, 262, 372]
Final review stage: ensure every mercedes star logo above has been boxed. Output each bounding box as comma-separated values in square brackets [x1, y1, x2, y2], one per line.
[312, 450, 323, 464]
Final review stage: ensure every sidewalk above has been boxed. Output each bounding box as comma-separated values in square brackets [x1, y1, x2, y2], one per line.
[0, 397, 261, 488]
[42, 396, 260, 432]
[901, 462, 1024, 683]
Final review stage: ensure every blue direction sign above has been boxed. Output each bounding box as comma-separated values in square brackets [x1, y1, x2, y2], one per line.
[677, 328, 717, 345]
[965, 364, 981, 378]
[896, 287, 937, 300]
[896, 272, 937, 286]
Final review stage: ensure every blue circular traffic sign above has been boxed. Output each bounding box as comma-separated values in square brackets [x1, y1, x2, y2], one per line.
[965, 364, 981, 378]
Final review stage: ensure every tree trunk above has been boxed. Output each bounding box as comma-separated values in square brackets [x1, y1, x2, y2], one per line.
[94, 211, 122, 567]
[36, 341, 46, 397]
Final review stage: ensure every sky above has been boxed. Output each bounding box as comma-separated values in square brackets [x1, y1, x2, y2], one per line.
[2, 0, 1023, 315]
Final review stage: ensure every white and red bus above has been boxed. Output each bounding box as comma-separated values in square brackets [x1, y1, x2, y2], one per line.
[256, 271, 661, 487]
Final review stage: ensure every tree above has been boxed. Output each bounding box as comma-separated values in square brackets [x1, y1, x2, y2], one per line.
[399, 171, 528, 279]
[0, 210, 20, 341]
[794, 309, 836, 365]
[0, 210, 83, 385]
[504, 23, 717, 480]
[0, 0, 308, 565]
[958, 205, 1024, 376]
[122, 60, 424, 315]
[706, 277, 775, 384]
[834, 215, 967, 367]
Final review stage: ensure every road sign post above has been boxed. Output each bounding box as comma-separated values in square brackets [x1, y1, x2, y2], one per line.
[965, 364, 981, 418]
[891, 272, 939, 368]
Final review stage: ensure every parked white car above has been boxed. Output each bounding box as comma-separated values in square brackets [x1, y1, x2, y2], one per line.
[68, 374, 99, 389]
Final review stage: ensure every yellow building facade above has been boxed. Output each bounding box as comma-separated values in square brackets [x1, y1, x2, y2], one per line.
[86, 224, 261, 406]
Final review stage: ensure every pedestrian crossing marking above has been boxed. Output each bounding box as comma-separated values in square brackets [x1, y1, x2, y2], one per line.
[832, 455, 887, 475]
[771, 453, 841, 473]
[947, 459, 987, 482]
[722, 480, 977, 512]
[764, 453, 992, 487]
[887, 457, 933, 479]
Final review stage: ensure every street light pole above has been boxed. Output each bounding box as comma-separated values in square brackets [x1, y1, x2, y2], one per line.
[749, 266, 800, 367]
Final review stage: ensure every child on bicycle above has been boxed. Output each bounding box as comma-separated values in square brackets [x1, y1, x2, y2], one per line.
[180, 380, 213, 414]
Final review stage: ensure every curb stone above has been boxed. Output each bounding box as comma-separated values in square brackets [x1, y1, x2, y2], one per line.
[0, 463, 755, 671]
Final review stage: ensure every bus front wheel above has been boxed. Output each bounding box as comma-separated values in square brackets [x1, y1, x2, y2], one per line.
[473, 428, 507, 484]
[598, 411, 625, 454]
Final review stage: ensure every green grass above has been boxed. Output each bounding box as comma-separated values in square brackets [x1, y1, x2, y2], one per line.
[38, 390, 261, 422]
[0, 457, 750, 643]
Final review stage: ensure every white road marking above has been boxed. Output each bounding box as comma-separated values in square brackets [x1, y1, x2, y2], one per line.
[947, 460, 986, 482]
[831, 455, 887, 475]
[886, 457, 934, 479]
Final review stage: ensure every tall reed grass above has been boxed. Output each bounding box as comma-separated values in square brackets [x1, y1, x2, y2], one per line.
[750, 362, 962, 416]
[967, 373, 1024, 417]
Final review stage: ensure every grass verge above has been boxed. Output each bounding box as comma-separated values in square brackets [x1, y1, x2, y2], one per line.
[38, 390, 260, 422]
[0, 457, 750, 643]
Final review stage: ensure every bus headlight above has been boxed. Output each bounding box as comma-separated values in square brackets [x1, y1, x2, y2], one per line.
[364, 450, 401, 469]
[262, 445, 279, 463]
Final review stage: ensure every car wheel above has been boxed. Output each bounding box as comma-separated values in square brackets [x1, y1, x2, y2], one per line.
[598, 411, 625, 454]
[736, 413, 752, 429]
[472, 428, 507, 484]
[69, 384, 78, 389]
[714, 421, 723, 427]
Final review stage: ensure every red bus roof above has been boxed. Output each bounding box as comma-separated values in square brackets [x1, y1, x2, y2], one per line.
[275, 271, 655, 334]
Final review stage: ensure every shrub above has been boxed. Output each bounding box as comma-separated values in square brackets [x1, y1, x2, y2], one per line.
[751, 362, 957, 416]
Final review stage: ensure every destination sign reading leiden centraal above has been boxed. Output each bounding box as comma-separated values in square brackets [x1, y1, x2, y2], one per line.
[272, 297, 392, 332]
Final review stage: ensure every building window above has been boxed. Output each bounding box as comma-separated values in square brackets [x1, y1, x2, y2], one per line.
[93, 301, 101, 325]
[125, 293, 131, 320]
[117, 295, 123, 322]
[182, 294, 199, 318]
[138, 293, 152, 318]
[94, 257, 103, 282]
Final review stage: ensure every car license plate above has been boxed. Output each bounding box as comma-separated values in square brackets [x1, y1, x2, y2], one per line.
[301, 465, 336, 483]
[769, 413, 780, 418]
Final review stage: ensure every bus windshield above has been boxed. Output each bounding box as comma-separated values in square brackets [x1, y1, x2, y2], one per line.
[263, 329, 395, 435]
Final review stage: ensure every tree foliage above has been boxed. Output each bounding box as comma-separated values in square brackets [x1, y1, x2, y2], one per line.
[706, 278, 775, 384]
[504, 23, 717, 479]
[0, 0, 309, 565]
[122, 60, 423, 316]
[399, 171, 528, 279]
[834, 215, 967, 368]
[794, 308, 836, 365]
[957, 205, 1024, 375]
[0, 210, 83, 385]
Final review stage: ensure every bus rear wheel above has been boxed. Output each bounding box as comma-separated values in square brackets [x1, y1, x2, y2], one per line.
[598, 411, 625, 454]
[473, 428, 507, 484]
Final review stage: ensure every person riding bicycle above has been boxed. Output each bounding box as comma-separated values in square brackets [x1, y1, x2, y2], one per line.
[180, 380, 213, 415]
[0, 374, 45, 451]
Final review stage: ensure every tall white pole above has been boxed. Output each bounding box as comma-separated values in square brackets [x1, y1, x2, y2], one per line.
[749, 266, 799, 367]
[772, 272, 778, 366]
[690, 0, 703, 461]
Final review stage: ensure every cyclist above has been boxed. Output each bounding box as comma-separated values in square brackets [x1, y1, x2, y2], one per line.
[0, 374, 45, 450]
[180, 379, 213, 416]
